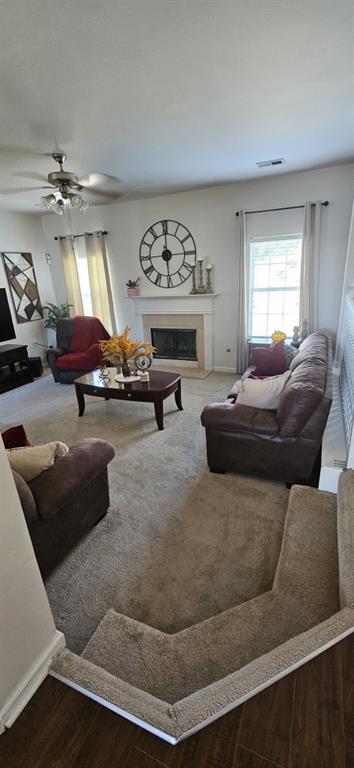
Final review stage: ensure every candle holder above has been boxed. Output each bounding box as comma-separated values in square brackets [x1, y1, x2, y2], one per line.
[205, 265, 213, 294]
[197, 259, 206, 294]
[189, 263, 198, 294]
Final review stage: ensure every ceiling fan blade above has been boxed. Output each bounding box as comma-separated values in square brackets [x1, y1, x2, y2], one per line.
[0, 145, 52, 158]
[0, 186, 53, 195]
[12, 171, 49, 182]
[78, 172, 121, 189]
[83, 188, 122, 201]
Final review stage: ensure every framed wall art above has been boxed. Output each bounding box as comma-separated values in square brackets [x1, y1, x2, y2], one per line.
[1, 251, 43, 323]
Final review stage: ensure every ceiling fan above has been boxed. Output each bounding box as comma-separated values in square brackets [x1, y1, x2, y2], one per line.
[1, 152, 121, 215]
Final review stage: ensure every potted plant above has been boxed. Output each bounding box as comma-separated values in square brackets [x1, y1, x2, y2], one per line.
[126, 278, 142, 297]
[43, 302, 73, 330]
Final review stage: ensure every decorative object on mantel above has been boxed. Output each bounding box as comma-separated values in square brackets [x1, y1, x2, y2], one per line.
[126, 278, 141, 297]
[2, 252, 43, 322]
[196, 257, 206, 294]
[43, 302, 72, 329]
[139, 219, 197, 288]
[205, 264, 213, 294]
[189, 263, 198, 294]
[99, 326, 155, 381]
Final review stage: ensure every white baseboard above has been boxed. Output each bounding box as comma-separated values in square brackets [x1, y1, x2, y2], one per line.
[0, 631, 65, 734]
[213, 366, 237, 373]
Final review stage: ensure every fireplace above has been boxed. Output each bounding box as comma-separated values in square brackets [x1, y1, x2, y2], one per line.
[151, 328, 197, 361]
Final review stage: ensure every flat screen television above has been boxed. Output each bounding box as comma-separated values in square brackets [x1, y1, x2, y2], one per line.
[0, 288, 16, 343]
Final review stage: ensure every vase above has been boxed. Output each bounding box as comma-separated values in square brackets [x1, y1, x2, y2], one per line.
[121, 359, 131, 377]
[127, 287, 140, 297]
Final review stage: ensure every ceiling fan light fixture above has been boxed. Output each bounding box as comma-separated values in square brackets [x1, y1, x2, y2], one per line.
[79, 199, 89, 214]
[52, 199, 64, 216]
[41, 193, 57, 210]
[67, 191, 83, 208]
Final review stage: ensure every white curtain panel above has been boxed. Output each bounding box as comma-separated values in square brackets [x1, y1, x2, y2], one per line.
[85, 233, 115, 335]
[235, 211, 248, 374]
[59, 237, 83, 316]
[300, 201, 322, 332]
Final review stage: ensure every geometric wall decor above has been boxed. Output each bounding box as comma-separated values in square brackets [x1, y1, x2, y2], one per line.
[1, 252, 43, 323]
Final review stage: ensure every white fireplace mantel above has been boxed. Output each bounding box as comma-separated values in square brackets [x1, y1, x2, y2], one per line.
[130, 294, 218, 315]
[130, 294, 218, 369]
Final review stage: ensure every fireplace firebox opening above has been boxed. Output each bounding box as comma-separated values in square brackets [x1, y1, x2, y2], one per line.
[151, 328, 197, 361]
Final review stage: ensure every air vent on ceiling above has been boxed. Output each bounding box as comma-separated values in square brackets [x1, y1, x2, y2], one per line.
[257, 158, 286, 168]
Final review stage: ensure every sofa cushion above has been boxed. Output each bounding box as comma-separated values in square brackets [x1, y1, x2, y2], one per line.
[290, 332, 328, 372]
[237, 371, 291, 410]
[56, 343, 103, 371]
[250, 341, 286, 376]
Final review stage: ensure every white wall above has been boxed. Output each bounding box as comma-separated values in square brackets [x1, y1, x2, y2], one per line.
[0, 212, 56, 358]
[0, 438, 64, 731]
[41, 163, 354, 371]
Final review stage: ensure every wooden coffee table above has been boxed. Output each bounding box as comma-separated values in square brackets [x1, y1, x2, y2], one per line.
[74, 368, 183, 430]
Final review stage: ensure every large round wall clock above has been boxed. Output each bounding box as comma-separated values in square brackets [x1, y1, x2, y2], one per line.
[139, 219, 197, 288]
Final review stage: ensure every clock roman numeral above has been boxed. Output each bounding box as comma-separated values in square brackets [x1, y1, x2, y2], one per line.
[184, 250, 196, 256]
[177, 270, 186, 282]
[167, 274, 173, 288]
[181, 235, 191, 244]
[145, 265, 154, 277]
[162, 220, 168, 235]
[184, 262, 193, 273]
[149, 226, 158, 239]
[154, 273, 162, 286]
[140, 255, 151, 261]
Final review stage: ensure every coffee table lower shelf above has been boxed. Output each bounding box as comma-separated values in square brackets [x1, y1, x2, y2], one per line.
[74, 369, 183, 430]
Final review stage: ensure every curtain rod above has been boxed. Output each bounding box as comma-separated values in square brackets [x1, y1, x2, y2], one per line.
[235, 201, 329, 217]
[54, 230, 108, 240]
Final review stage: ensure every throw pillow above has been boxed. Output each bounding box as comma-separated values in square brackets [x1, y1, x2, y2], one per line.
[2, 424, 31, 449]
[284, 344, 299, 369]
[7, 441, 69, 482]
[251, 341, 286, 376]
[236, 370, 291, 410]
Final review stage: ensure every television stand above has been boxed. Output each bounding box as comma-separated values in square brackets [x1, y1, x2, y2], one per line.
[0, 344, 33, 394]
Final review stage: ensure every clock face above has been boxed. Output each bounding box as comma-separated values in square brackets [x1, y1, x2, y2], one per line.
[139, 220, 196, 288]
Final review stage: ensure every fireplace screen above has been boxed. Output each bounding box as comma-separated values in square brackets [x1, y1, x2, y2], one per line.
[151, 328, 197, 361]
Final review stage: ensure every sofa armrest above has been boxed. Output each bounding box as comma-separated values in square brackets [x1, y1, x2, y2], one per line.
[46, 347, 65, 362]
[201, 402, 280, 436]
[12, 470, 38, 523]
[29, 438, 115, 520]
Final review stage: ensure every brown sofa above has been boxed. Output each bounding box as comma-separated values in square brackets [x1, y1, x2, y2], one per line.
[201, 332, 332, 483]
[13, 438, 115, 578]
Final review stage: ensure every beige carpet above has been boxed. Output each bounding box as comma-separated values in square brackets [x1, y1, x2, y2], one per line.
[2, 372, 353, 741]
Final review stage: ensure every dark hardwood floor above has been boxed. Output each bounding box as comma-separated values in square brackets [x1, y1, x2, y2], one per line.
[1, 635, 353, 768]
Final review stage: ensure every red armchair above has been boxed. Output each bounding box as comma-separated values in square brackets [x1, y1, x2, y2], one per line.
[47, 316, 110, 383]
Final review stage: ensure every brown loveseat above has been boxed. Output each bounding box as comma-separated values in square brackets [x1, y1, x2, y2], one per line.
[201, 332, 332, 483]
[13, 438, 115, 578]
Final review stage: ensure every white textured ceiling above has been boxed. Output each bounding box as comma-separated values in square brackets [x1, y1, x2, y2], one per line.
[0, 0, 353, 213]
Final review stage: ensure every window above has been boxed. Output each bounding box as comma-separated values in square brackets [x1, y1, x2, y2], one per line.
[248, 235, 302, 341]
[74, 238, 93, 316]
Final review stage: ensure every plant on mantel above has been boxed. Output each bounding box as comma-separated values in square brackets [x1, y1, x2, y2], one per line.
[126, 277, 142, 297]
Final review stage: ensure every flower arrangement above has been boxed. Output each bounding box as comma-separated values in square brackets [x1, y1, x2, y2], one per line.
[271, 330, 287, 343]
[99, 325, 155, 378]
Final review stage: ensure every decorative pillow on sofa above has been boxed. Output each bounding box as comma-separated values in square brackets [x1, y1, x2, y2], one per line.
[237, 370, 291, 410]
[250, 341, 287, 376]
[2, 424, 31, 449]
[7, 441, 69, 482]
